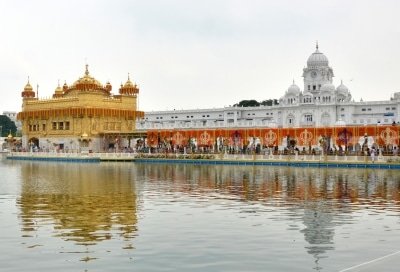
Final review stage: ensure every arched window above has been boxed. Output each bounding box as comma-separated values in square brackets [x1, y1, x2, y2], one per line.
[287, 114, 295, 127]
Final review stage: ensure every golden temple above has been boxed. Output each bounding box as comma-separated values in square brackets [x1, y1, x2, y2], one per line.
[17, 65, 144, 152]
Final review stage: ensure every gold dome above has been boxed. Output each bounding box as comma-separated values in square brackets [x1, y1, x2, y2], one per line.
[63, 65, 110, 96]
[124, 73, 135, 88]
[24, 82, 33, 91]
[119, 73, 139, 95]
[72, 64, 103, 89]
[21, 77, 36, 98]
[53, 81, 64, 98]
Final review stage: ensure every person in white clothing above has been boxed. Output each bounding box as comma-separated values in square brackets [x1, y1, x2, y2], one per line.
[371, 148, 376, 163]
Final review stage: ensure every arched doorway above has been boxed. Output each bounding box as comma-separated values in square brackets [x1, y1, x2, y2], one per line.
[28, 137, 39, 150]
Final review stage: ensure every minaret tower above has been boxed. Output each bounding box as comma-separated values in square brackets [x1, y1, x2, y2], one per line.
[302, 42, 334, 95]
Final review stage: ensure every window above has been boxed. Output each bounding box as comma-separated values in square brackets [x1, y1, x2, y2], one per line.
[65, 122, 70, 130]
[313, 85, 316, 90]
[305, 114, 313, 122]
[308, 85, 311, 91]
[386, 107, 390, 110]
[207, 115, 210, 117]
[52, 122, 57, 130]
[367, 108, 371, 111]
[42, 124, 46, 131]
[362, 108, 366, 111]
[392, 107, 396, 110]
[341, 108, 345, 111]
[341, 114, 345, 117]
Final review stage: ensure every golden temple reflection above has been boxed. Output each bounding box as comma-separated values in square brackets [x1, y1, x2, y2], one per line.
[17, 162, 138, 247]
[14, 161, 400, 266]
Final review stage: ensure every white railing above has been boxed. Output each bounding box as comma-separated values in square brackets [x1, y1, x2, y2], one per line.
[7, 151, 137, 160]
[7, 151, 396, 164]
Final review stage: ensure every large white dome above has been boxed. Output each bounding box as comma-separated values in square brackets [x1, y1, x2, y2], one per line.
[307, 45, 329, 67]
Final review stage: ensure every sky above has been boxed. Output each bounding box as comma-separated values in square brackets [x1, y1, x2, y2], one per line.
[1, 0, 400, 112]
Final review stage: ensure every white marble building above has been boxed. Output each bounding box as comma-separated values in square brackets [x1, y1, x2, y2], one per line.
[136, 45, 400, 131]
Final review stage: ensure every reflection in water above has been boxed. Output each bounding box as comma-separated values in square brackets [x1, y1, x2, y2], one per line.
[134, 163, 400, 268]
[13, 161, 400, 270]
[17, 162, 138, 251]
[135, 163, 400, 203]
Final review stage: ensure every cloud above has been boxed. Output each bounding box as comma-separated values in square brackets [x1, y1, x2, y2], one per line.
[1, 0, 400, 112]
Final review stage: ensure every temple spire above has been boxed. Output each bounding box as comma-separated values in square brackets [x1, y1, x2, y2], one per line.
[316, 40, 319, 50]
[85, 64, 89, 76]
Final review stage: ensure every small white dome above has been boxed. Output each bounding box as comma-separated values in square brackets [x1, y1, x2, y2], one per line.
[320, 83, 335, 93]
[287, 81, 300, 96]
[336, 80, 349, 95]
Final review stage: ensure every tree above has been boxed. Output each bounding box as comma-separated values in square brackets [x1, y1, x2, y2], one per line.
[0, 115, 17, 137]
[233, 99, 279, 107]
[233, 100, 260, 107]
[260, 99, 279, 106]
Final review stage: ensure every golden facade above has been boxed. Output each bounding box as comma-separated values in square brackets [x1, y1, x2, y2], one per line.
[17, 65, 144, 152]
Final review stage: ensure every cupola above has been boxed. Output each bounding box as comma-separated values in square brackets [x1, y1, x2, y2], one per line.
[119, 73, 139, 95]
[21, 77, 36, 99]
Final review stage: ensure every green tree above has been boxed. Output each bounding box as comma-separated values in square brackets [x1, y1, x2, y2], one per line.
[260, 99, 279, 106]
[0, 115, 17, 137]
[233, 100, 260, 107]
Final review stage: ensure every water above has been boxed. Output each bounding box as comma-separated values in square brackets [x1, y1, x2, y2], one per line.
[1, 156, 400, 271]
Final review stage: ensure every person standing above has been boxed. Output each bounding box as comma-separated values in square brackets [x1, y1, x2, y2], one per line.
[371, 148, 376, 163]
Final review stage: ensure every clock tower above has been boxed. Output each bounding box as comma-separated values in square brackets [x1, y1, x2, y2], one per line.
[302, 43, 334, 94]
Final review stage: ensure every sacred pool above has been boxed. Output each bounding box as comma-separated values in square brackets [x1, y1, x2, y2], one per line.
[1, 156, 400, 271]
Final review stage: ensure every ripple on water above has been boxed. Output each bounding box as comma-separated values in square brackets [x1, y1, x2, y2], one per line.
[2, 162, 400, 271]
